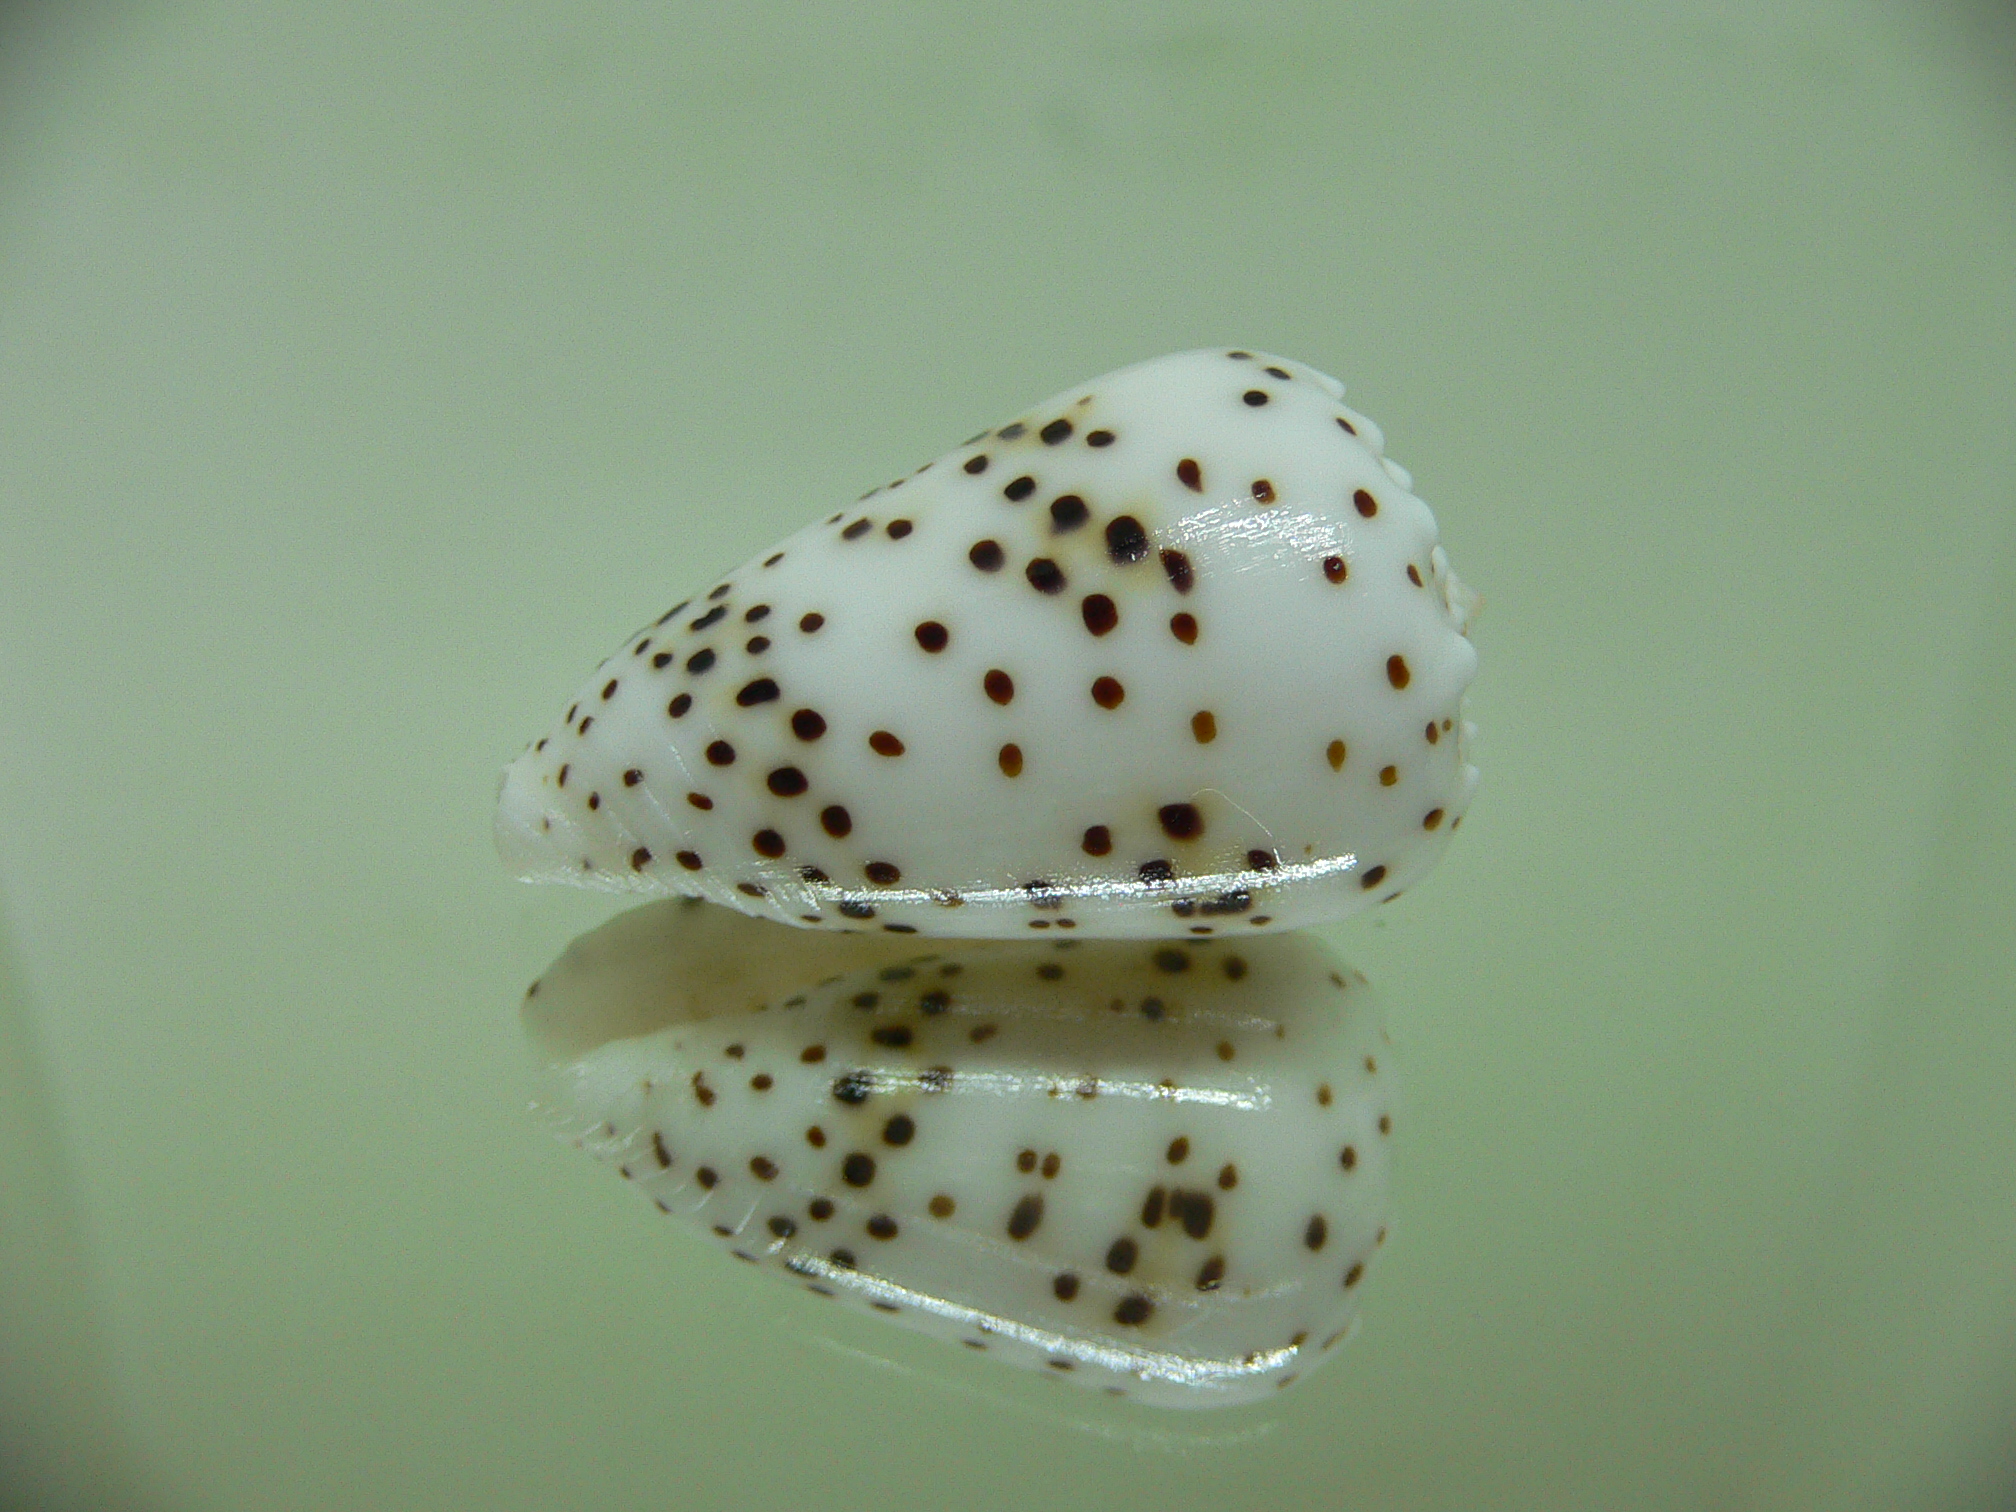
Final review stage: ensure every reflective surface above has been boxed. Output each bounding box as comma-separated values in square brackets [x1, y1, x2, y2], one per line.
[526, 901, 1397, 1406]
[2, 2, 2013, 1509]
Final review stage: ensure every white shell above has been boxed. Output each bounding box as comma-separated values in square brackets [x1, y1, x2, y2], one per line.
[528, 899, 1396, 1408]
[498, 350, 1478, 938]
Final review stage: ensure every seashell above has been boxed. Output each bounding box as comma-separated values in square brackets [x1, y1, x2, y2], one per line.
[498, 349, 1477, 938]
[527, 899, 1397, 1407]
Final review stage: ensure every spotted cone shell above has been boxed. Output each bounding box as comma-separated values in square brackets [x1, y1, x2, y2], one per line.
[497, 350, 1478, 939]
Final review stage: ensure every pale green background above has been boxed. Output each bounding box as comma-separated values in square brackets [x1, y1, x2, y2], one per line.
[3, 2, 2013, 1509]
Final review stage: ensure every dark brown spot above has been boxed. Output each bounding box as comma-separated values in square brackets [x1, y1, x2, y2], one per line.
[1040, 418, 1073, 445]
[800, 1044, 826, 1064]
[1036, 961, 1064, 982]
[1106, 1237, 1138, 1274]
[829, 1248, 857, 1268]
[1138, 859, 1174, 885]
[587, 792, 601, 811]
[1113, 1294, 1154, 1327]
[622, 768, 643, 787]
[819, 805, 852, 838]
[1003, 475, 1036, 502]
[1003, 1193, 1046, 1240]
[808, 1195, 833, 1218]
[750, 1156, 778, 1181]
[1327, 740, 1347, 771]
[929, 1194, 956, 1218]
[737, 882, 767, 898]
[1323, 555, 1348, 584]
[767, 766, 808, 797]
[964, 453, 989, 475]
[1344, 1262, 1365, 1288]
[1424, 808, 1445, 830]
[1379, 1114, 1392, 1134]
[914, 621, 949, 652]
[746, 635, 770, 654]
[1017, 1149, 1037, 1173]
[686, 649, 716, 675]
[841, 1153, 876, 1186]
[1242, 389, 1269, 406]
[1160, 549, 1194, 593]
[676, 850, 703, 870]
[881, 1114, 914, 1147]
[668, 693, 692, 717]
[864, 861, 901, 885]
[869, 730, 905, 757]
[1158, 803, 1203, 840]
[1053, 1272, 1080, 1301]
[1086, 429, 1115, 447]
[601, 678, 619, 701]
[767, 1215, 796, 1238]
[842, 518, 872, 540]
[984, 669, 1015, 705]
[706, 740, 735, 766]
[866, 1214, 898, 1240]
[805, 1127, 827, 1150]
[651, 1132, 672, 1168]
[1091, 676, 1125, 709]
[737, 678, 780, 707]
[1191, 711, 1217, 743]
[1195, 1256, 1226, 1291]
[1170, 611, 1199, 644]
[1077, 593, 1120, 638]
[696, 1166, 718, 1188]
[1172, 1190, 1215, 1240]
[1305, 1215, 1328, 1251]
[1361, 865, 1388, 889]
[799, 612, 825, 634]
[1176, 457, 1202, 492]
[1218, 1163, 1239, 1189]
[1141, 1186, 1166, 1227]
[1104, 515, 1149, 563]
[917, 990, 950, 1015]
[786, 708, 827, 743]
[1081, 825, 1112, 856]
[998, 422, 1026, 440]
[1048, 494, 1089, 533]
[1340, 1145, 1358, 1170]
[1317, 1084, 1333, 1106]
[1251, 479, 1275, 504]
[1026, 557, 1066, 594]
[969, 538, 1005, 572]
[1223, 955, 1248, 980]
[1386, 654, 1410, 689]
[838, 900, 875, 920]
[885, 519, 912, 540]
[1042, 1152, 1061, 1177]
[1354, 488, 1378, 518]
[630, 847, 652, 871]
[1166, 1136, 1189, 1164]
[752, 829, 786, 858]
[998, 743, 1023, 777]
[869, 1024, 912, 1049]
[751, 1073, 773, 1091]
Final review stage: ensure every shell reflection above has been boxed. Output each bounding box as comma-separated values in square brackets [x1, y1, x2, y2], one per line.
[526, 899, 1396, 1408]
